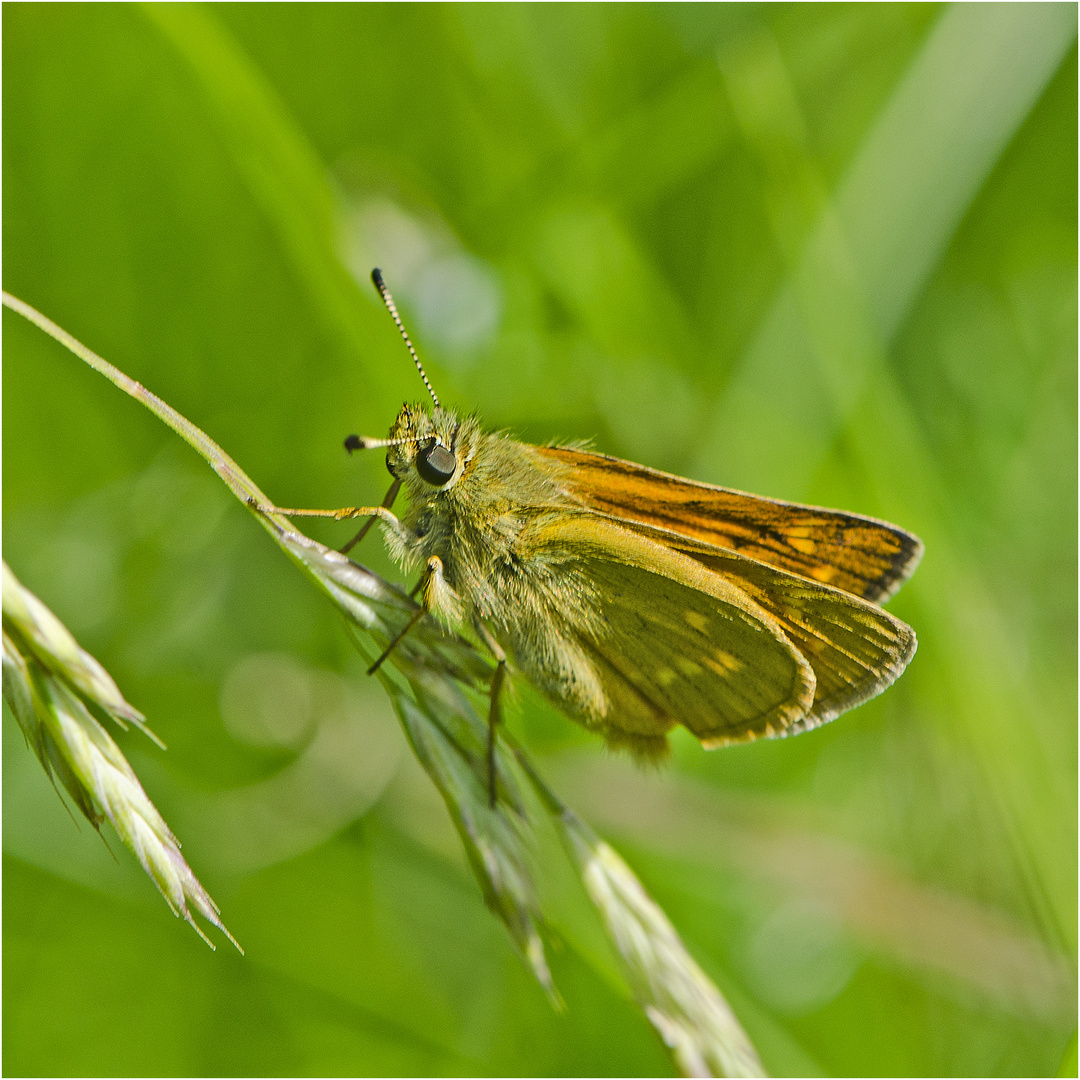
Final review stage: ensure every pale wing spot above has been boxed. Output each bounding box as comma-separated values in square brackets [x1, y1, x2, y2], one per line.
[785, 526, 813, 538]
[677, 657, 704, 677]
[787, 536, 817, 554]
[810, 565, 838, 584]
[655, 666, 678, 687]
[708, 649, 744, 677]
[684, 609, 709, 632]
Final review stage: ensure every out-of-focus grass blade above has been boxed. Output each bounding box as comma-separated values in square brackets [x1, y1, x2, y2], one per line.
[1057, 1030, 1078, 1078]
[564, 756, 1077, 1026]
[699, 3, 1077, 495]
[138, 2, 397, 411]
[695, 5, 1077, 959]
[845, 367, 1078, 958]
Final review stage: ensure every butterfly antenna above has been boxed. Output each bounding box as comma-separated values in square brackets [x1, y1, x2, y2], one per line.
[370, 268, 440, 409]
[344, 433, 421, 452]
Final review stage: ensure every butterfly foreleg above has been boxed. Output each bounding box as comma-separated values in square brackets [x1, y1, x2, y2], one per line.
[247, 496, 406, 536]
[474, 618, 507, 808]
[340, 478, 402, 555]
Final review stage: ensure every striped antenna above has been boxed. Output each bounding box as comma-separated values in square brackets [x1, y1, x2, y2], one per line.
[371, 268, 440, 409]
[344, 433, 422, 453]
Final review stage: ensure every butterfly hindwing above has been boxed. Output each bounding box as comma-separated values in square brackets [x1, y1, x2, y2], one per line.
[652, 531, 918, 730]
[524, 515, 817, 751]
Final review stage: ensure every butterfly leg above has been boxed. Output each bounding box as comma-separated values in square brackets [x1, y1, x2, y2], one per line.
[367, 606, 425, 675]
[250, 501, 399, 525]
[367, 555, 455, 675]
[246, 497, 410, 544]
[474, 619, 507, 808]
[340, 478, 401, 555]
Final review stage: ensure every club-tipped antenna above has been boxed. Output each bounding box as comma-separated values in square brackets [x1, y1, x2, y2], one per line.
[371, 268, 439, 409]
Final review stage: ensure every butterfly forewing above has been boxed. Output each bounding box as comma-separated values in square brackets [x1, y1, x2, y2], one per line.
[539, 446, 923, 603]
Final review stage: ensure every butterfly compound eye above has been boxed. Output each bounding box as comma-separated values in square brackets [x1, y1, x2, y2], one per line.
[416, 441, 457, 486]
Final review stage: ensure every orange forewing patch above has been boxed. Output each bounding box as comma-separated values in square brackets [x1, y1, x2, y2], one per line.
[539, 446, 923, 603]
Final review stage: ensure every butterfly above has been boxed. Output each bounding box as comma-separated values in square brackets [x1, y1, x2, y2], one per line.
[270, 270, 921, 799]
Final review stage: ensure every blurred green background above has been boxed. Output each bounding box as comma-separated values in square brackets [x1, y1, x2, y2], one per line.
[4, 4, 1076, 1076]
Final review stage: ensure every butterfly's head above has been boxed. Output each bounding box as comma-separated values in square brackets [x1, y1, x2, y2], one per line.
[388, 402, 475, 492]
[345, 402, 481, 495]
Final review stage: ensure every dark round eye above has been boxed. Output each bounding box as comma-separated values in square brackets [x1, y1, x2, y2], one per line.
[416, 440, 457, 486]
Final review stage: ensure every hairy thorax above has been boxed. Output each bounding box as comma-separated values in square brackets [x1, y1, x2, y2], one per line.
[384, 421, 611, 721]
